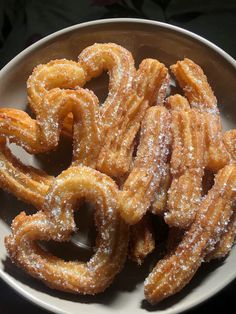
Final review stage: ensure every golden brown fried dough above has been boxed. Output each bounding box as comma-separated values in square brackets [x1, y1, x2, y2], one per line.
[145, 165, 236, 304]
[164, 95, 204, 228]
[0, 88, 100, 165]
[206, 211, 236, 261]
[223, 129, 236, 162]
[0, 88, 100, 205]
[97, 59, 169, 177]
[0, 143, 51, 208]
[5, 166, 129, 294]
[151, 164, 171, 216]
[119, 106, 171, 225]
[2, 48, 236, 305]
[129, 214, 155, 265]
[171, 58, 229, 171]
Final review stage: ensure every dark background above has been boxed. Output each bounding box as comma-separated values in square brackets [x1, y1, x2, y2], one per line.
[0, 0, 235, 313]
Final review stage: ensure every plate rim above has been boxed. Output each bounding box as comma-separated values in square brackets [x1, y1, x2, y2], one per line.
[0, 18, 235, 80]
[0, 17, 235, 314]
[1, 265, 236, 314]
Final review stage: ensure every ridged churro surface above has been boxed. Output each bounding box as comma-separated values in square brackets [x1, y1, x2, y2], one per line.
[0, 46, 235, 305]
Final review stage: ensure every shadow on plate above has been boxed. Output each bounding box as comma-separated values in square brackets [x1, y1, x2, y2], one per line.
[0, 190, 36, 226]
[141, 258, 226, 311]
[2, 248, 226, 308]
[3, 252, 154, 306]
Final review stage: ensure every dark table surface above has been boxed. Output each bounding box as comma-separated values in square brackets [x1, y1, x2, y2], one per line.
[0, 1, 236, 313]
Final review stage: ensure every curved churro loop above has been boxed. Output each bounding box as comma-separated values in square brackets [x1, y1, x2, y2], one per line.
[144, 164, 236, 304]
[0, 88, 100, 167]
[0, 68, 169, 216]
[27, 59, 86, 117]
[171, 58, 229, 171]
[28, 43, 135, 136]
[27, 43, 169, 178]
[119, 105, 171, 225]
[40, 88, 100, 167]
[5, 166, 129, 294]
[97, 59, 169, 177]
[78, 43, 135, 127]
[164, 95, 205, 228]
[0, 43, 135, 201]
[129, 214, 155, 265]
[0, 88, 101, 207]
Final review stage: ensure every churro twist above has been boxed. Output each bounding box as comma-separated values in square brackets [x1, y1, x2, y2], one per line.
[0, 88, 100, 164]
[0, 43, 169, 205]
[5, 166, 129, 294]
[0, 86, 100, 209]
[28, 43, 169, 178]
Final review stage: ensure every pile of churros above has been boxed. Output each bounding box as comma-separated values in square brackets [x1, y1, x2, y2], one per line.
[0, 43, 235, 304]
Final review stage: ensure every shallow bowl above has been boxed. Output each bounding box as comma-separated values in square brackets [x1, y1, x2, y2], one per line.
[0, 18, 235, 314]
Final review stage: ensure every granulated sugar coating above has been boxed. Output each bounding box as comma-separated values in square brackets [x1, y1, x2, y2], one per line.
[5, 166, 129, 294]
[0, 44, 235, 305]
[145, 165, 236, 304]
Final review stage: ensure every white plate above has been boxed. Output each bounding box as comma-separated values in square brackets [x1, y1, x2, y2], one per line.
[0, 18, 235, 314]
